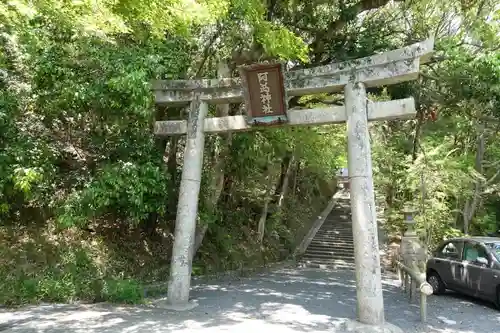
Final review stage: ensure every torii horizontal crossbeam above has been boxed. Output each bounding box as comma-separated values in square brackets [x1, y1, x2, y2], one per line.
[151, 39, 433, 105]
[154, 97, 415, 136]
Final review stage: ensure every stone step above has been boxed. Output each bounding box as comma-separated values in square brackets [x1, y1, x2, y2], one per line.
[320, 223, 351, 226]
[314, 233, 353, 236]
[301, 263, 355, 269]
[319, 223, 352, 227]
[305, 248, 354, 256]
[302, 254, 355, 261]
[308, 241, 354, 247]
[304, 246, 354, 256]
[303, 250, 355, 257]
[303, 255, 355, 262]
[321, 220, 351, 223]
[321, 224, 351, 227]
[312, 239, 354, 244]
[299, 260, 355, 269]
[312, 241, 354, 246]
[307, 246, 354, 254]
[308, 242, 354, 248]
[315, 231, 353, 235]
[314, 235, 353, 240]
[307, 242, 354, 251]
[315, 233, 353, 238]
[313, 232, 353, 237]
[301, 257, 355, 264]
[309, 244, 354, 250]
[321, 227, 350, 231]
[317, 227, 353, 231]
[324, 215, 351, 218]
[302, 258, 355, 264]
[299, 262, 355, 270]
[304, 248, 354, 254]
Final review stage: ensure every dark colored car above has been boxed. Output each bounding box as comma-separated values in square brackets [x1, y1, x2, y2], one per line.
[426, 237, 500, 307]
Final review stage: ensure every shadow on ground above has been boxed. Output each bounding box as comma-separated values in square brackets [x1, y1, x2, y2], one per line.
[1, 268, 499, 333]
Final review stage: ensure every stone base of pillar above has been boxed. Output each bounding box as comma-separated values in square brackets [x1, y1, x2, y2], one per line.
[151, 298, 199, 311]
[339, 319, 403, 333]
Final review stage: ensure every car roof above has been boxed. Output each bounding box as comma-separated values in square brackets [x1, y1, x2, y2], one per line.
[445, 236, 500, 244]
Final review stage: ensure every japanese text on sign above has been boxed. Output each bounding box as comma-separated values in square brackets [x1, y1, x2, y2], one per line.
[257, 72, 273, 114]
[239, 62, 288, 123]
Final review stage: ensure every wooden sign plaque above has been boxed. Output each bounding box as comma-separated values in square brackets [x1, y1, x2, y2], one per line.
[239, 63, 288, 125]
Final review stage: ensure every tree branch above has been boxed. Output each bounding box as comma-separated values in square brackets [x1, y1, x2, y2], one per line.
[267, 0, 278, 21]
[194, 24, 224, 77]
[294, 97, 344, 107]
[420, 72, 440, 81]
[486, 169, 500, 186]
[310, 0, 404, 62]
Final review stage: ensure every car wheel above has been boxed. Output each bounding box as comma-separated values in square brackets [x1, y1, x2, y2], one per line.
[427, 271, 446, 295]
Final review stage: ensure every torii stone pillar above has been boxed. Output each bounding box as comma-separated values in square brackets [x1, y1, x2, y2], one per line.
[166, 95, 207, 309]
[151, 40, 434, 328]
[345, 82, 384, 325]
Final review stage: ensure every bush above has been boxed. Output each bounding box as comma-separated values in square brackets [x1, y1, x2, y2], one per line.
[0, 227, 145, 306]
[103, 279, 144, 304]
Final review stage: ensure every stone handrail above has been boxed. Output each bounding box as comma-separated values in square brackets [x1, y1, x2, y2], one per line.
[395, 261, 433, 323]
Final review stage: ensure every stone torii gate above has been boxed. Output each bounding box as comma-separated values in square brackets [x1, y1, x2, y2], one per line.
[152, 39, 433, 330]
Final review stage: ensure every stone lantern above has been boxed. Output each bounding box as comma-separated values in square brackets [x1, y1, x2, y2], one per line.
[400, 204, 426, 272]
[403, 205, 418, 237]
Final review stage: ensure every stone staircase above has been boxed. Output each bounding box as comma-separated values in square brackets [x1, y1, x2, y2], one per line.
[299, 195, 356, 270]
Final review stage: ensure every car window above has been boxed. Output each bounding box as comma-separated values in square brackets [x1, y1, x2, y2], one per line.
[485, 242, 500, 261]
[438, 241, 462, 260]
[463, 242, 489, 264]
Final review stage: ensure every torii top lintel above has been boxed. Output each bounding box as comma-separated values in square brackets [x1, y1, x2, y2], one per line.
[151, 39, 434, 105]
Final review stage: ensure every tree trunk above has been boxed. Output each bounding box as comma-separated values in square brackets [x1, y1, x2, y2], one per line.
[220, 172, 234, 204]
[258, 164, 278, 243]
[412, 108, 425, 162]
[192, 61, 232, 256]
[277, 155, 295, 210]
[274, 153, 291, 196]
[167, 136, 179, 208]
[292, 161, 301, 196]
[257, 200, 270, 243]
[463, 120, 486, 234]
[290, 160, 299, 196]
[162, 107, 183, 221]
[454, 199, 461, 227]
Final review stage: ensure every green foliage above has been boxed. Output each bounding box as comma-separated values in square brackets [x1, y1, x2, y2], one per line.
[0, 234, 144, 305]
[220, 0, 309, 62]
[1, 0, 191, 222]
[58, 161, 168, 227]
[256, 21, 309, 62]
[473, 212, 498, 235]
[103, 279, 143, 304]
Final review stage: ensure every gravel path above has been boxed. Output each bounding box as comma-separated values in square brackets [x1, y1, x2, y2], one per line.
[1, 267, 499, 333]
